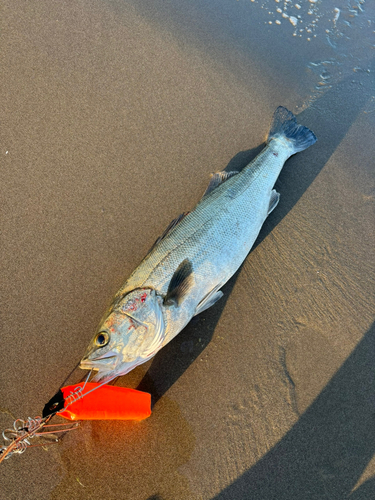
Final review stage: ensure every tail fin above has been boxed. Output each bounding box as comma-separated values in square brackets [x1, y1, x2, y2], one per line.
[267, 106, 317, 154]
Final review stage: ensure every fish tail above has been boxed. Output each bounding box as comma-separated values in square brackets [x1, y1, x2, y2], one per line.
[267, 106, 317, 154]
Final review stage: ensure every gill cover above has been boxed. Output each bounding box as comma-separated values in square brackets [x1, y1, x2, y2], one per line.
[116, 288, 165, 359]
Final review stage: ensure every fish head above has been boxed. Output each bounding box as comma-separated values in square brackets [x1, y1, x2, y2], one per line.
[80, 288, 165, 381]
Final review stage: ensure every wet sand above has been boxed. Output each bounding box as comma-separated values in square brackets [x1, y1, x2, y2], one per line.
[1, 1, 374, 499]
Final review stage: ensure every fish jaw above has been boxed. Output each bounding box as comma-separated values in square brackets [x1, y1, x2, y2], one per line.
[82, 356, 150, 382]
[80, 349, 120, 372]
[79, 347, 141, 382]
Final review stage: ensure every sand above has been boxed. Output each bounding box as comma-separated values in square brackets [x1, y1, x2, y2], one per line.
[1, 1, 374, 499]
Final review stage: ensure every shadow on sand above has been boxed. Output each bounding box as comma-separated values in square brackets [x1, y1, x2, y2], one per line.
[137, 70, 373, 407]
[212, 320, 375, 500]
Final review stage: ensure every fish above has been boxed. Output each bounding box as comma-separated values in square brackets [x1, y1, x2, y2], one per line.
[80, 106, 316, 381]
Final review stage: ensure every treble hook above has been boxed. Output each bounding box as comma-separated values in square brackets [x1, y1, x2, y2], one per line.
[0, 415, 79, 463]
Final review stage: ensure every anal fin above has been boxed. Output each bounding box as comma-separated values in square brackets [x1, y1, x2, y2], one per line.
[268, 189, 280, 215]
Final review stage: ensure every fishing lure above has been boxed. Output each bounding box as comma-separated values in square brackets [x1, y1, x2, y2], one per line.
[0, 381, 151, 462]
[45, 383, 151, 421]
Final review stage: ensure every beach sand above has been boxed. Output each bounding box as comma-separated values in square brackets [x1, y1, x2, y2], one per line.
[1, 1, 374, 498]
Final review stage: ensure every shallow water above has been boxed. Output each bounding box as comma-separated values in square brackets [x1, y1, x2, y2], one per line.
[1, 1, 374, 499]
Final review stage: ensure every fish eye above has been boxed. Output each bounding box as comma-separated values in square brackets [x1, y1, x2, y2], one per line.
[95, 331, 109, 347]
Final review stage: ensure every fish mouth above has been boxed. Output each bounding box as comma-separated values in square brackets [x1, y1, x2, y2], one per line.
[89, 358, 145, 382]
[80, 350, 119, 371]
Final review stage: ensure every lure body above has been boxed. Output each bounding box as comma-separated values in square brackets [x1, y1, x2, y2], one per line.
[57, 383, 151, 421]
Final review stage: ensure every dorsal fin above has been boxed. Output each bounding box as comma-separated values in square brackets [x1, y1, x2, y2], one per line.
[164, 259, 194, 307]
[202, 171, 238, 198]
[148, 212, 190, 254]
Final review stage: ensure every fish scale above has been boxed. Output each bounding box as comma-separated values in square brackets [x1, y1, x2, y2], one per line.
[80, 107, 317, 381]
[119, 143, 289, 299]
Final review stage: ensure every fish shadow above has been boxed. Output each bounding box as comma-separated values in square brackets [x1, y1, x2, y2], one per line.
[137, 70, 373, 405]
[212, 320, 375, 500]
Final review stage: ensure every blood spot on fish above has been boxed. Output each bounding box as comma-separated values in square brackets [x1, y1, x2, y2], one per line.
[128, 318, 138, 330]
[124, 299, 137, 311]
[123, 292, 148, 312]
[273, 152, 278, 157]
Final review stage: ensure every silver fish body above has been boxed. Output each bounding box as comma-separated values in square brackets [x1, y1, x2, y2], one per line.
[81, 107, 316, 381]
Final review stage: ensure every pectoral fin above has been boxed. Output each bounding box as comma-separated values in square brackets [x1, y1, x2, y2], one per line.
[194, 284, 224, 316]
[164, 259, 194, 306]
[268, 189, 280, 215]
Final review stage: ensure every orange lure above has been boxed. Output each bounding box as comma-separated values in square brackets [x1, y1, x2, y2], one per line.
[57, 383, 151, 421]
